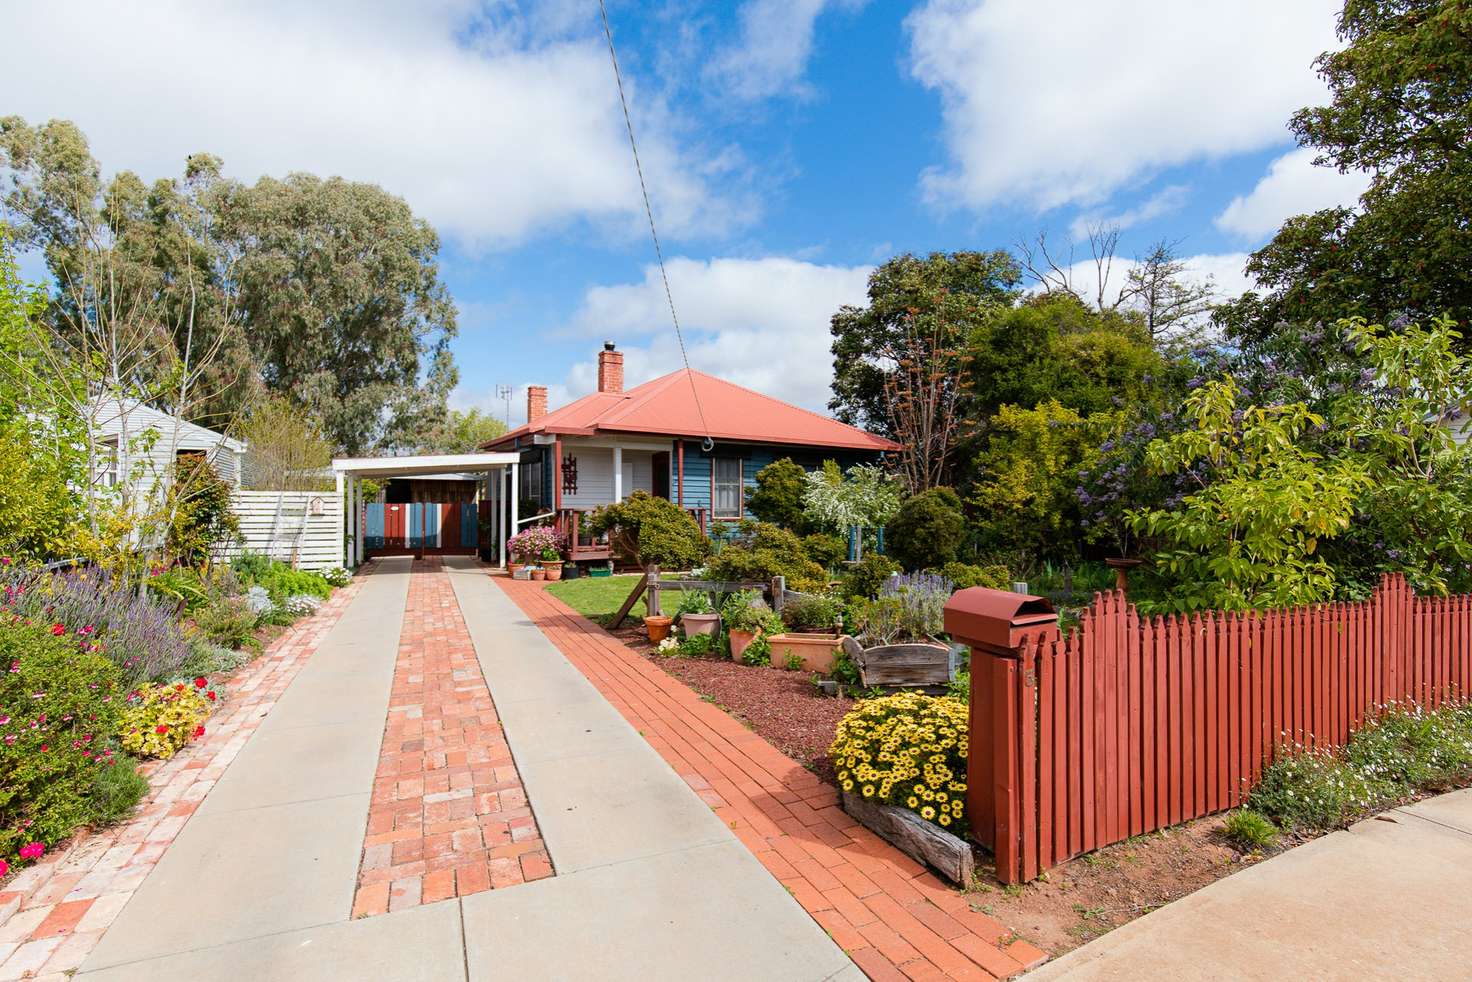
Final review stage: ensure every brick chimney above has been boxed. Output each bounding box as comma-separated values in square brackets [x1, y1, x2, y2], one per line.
[527, 385, 548, 424]
[597, 341, 624, 394]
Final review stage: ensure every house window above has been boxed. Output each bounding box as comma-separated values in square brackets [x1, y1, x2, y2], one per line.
[712, 457, 743, 518]
[524, 452, 544, 506]
[99, 438, 119, 487]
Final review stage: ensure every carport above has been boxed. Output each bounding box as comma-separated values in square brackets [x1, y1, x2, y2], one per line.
[332, 452, 521, 568]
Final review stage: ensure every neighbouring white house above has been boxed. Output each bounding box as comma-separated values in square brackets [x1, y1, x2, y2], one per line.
[89, 396, 246, 501]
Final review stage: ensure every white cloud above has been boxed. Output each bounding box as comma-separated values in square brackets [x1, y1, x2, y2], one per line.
[7, 1, 739, 246]
[906, 0, 1341, 212]
[708, 0, 866, 101]
[556, 256, 873, 414]
[1068, 185, 1190, 240]
[1215, 147, 1370, 241]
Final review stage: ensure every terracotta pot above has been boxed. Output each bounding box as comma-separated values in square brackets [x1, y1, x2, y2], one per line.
[767, 632, 842, 673]
[508, 562, 526, 575]
[644, 615, 673, 643]
[542, 562, 563, 581]
[680, 612, 720, 639]
[530, 567, 547, 581]
[728, 629, 756, 663]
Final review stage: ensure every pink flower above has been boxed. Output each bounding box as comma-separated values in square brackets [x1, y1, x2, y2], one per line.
[18, 842, 44, 861]
[0, 858, 8, 877]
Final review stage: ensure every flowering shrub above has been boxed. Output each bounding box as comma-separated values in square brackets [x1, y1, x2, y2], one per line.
[320, 566, 352, 587]
[508, 525, 564, 562]
[830, 692, 969, 831]
[192, 594, 259, 649]
[1248, 703, 1472, 832]
[117, 680, 211, 759]
[852, 573, 952, 645]
[0, 615, 126, 861]
[283, 594, 321, 616]
[1, 564, 191, 684]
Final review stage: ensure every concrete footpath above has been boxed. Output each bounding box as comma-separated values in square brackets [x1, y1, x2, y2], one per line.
[74, 557, 854, 981]
[1028, 788, 1472, 981]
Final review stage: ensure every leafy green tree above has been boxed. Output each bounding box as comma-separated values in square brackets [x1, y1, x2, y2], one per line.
[829, 251, 1020, 432]
[166, 458, 240, 567]
[968, 401, 1108, 566]
[1130, 379, 1370, 612]
[239, 394, 334, 491]
[0, 236, 85, 560]
[1217, 0, 1472, 341]
[886, 488, 966, 571]
[964, 294, 1163, 421]
[747, 458, 809, 530]
[704, 523, 826, 593]
[1, 117, 458, 453]
[1332, 314, 1472, 594]
[418, 408, 508, 454]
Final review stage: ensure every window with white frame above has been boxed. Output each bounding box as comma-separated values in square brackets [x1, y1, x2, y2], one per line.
[98, 438, 119, 487]
[712, 457, 743, 518]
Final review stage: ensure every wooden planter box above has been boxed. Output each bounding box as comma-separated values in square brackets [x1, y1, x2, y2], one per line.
[767, 632, 843, 673]
[840, 637, 955, 687]
[841, 792, 975, 886]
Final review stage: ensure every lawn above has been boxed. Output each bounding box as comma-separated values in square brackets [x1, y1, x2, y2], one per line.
[544, 574, 685, 625]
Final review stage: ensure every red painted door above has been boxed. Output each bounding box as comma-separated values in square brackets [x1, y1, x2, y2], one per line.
[384, 503, 407, 549]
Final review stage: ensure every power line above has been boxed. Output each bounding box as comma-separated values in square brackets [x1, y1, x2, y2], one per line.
[596, 0, 713, 452]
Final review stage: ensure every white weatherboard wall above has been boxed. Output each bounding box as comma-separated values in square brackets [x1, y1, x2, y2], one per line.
[223, 491, 343, 570]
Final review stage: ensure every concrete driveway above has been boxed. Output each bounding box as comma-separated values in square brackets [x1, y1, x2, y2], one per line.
[1027, 788, 1472, 981]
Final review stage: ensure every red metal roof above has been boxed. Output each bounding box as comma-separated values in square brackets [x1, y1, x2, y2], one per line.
[485, 369, 900, 452]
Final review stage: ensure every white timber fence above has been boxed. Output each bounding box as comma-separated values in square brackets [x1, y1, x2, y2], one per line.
[218, 490, 344, 571]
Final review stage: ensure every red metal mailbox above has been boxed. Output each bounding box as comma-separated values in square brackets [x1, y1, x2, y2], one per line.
[943, 588, 1060, 655]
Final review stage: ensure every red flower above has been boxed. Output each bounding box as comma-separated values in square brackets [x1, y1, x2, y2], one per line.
[174, 683, 185, 692]
[155, 724, 170, 735]
[206, 691, 217, 702]
[193, 725, 206, 739]
[193, 677, 207, 689]
[51, 623, 66, 636]
[18, 841, 44, 861]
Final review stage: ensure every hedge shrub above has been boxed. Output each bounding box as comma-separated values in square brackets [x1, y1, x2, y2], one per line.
[886, 487, 966, 570]
[705, 523, 826, 593]
[588, 491, 708, 570]
[0, 616, 126, 860]
[830, 692, 969, 832]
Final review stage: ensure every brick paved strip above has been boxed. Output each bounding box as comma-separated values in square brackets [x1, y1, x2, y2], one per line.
[0, 569, 370, 981]
[351, 558, 549, 918]
[493, 577, 1047, 981]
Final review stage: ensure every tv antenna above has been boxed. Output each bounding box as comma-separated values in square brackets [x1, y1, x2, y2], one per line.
[495, 384, 513, 427]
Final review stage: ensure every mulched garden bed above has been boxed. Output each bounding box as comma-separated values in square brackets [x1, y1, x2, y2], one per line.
[607, 620, 855, 784]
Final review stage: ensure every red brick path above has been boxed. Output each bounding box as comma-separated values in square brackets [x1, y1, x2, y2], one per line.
[352, 559, 549, 917]
[495, 577, 1047, 981]
[0, 569, 368, 979]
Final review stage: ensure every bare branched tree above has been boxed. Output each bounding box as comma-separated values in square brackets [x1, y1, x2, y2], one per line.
[883, 310, 965, 494]
[1016, 223, 1124, 310]
[1117, 238, 1216, 347]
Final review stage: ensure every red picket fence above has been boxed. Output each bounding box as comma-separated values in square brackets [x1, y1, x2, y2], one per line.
[953, 575, 1472, 883]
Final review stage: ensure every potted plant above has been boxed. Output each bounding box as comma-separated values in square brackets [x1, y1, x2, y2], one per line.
[676, 590, 719, 638]
[508, 525, 564, 579]
[720, 590, 783, 664]
[767, 592, 845, 674]
[841, 573, 956, 687]
[540, 547, 563, 581]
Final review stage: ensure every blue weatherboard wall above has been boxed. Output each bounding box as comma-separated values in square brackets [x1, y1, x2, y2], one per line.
[669, 441, 880, 516]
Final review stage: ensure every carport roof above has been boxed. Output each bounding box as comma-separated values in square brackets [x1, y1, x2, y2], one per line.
[331, 452, 520, 479]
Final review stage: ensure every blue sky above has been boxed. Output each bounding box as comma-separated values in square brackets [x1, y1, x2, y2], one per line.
[10, 0, 1369, 424]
